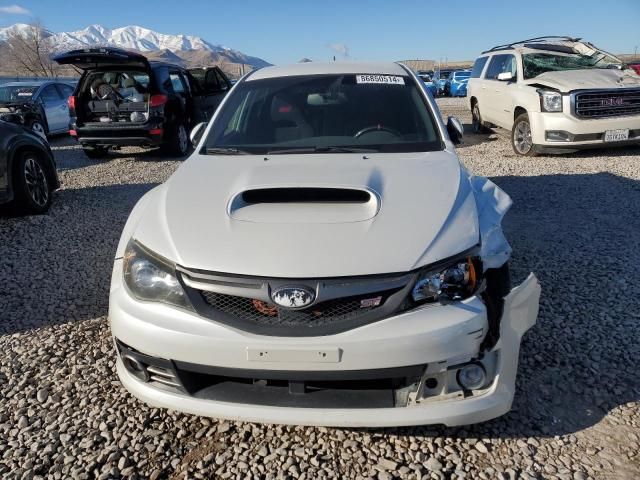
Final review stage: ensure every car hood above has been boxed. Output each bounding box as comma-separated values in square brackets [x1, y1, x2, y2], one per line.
[132, 151, 480, 278]
[525, 68, 640, 92]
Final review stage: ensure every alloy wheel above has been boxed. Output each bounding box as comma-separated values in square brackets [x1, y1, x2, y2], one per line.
[178, 125, 188, 154]
[24, 157, 49, 207]
[513, 120, 533, 154]
[472, 106, 481, 133]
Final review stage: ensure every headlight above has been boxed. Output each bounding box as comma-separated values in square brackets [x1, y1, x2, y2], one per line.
[411, 257, 480, 304]
[123, 240, 193, 310]
[538, 90, 563, 112]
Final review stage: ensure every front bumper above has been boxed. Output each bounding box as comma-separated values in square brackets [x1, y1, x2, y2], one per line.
[109, 259, 540, 427]
[529, 109, 640, 149]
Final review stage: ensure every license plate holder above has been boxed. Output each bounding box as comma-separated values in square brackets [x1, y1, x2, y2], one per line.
[247, 347, 341, 363]
[604, 129, 629, 142]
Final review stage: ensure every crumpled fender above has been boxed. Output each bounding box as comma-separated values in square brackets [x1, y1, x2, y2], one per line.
[496, 273, 541, 395]
[471, 176, 513, 270]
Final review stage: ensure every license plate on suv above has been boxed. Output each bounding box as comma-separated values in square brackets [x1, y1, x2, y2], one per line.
[604, 129, 629, 142]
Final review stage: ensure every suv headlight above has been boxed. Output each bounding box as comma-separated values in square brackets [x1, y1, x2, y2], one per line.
[123, 240, 193, 310]
[411, 257, 480, 304]
[538, 90, 563, 112]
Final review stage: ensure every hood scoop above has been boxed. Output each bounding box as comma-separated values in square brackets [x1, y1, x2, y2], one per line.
[228, 187, 380, 224]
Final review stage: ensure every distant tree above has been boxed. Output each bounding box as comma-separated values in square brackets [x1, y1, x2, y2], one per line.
[3, 22, 59, 77]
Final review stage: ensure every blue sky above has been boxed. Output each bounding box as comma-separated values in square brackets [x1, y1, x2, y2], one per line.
[1, 0, 639, 64]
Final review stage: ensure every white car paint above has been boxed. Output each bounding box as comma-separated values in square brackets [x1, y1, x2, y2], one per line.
[109, 61, 540, 426]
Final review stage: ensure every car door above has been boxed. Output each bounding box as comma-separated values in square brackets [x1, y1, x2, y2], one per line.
[37, 85, 67, 133]
[482, 54, 517, 128]
[166, 70, 191, 125]
[55, 84, 74, 130]
[187, 67, 231, 123]
[468, 56, 489, 101]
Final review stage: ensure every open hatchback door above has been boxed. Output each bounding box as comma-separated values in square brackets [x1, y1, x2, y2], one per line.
[53, 48, 152, 71]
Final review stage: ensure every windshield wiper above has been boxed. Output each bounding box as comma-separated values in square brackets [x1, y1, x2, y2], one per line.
[205, 147, 252, 155]
[267, 146, 379, 154]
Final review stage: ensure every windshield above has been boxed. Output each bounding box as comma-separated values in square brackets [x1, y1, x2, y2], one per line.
[0, 85, 38, 103]
[204, 73, 442, 154]
[454, 72, 471, 79]
[523, 52, 622, 79]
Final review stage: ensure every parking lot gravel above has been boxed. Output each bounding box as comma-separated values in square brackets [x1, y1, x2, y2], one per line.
[1, 97, 639, 480]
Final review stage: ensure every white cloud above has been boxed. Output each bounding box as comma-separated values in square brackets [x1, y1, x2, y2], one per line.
[0, 4, 31, 15]
[327, 42, 349, 57]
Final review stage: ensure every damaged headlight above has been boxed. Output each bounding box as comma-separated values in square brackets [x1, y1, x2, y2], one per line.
[538, 90, 563, 112]
[123, 240, 193, 310]
[411, 257, 480, 304]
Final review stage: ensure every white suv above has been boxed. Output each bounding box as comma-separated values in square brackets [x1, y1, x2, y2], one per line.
[467, 36, 640, 156]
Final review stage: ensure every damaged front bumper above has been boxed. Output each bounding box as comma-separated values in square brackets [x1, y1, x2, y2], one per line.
[110, 270, 540, 427]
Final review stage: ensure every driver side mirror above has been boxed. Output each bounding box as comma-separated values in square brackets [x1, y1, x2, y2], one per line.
[497, 71, 514, 82]
[446, 116, 464, 145]
[190, 122, 207, 147]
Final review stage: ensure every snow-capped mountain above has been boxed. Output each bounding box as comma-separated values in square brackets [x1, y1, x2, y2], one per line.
[0, 23, 270, 68]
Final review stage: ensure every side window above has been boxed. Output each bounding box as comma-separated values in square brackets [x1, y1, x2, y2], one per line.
[470, 57, 488, 78]
[56, 84, 74, 98]
[485, 54, 517, 80]
[39, 85, 63, 104]
[214, 69, 229, 91]
[169, 72, 187, 94]
[205, 70, 222, 92]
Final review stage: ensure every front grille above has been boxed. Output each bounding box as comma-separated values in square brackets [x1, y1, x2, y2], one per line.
[574, 89, 640, 118]
[201, 290, 393, 328]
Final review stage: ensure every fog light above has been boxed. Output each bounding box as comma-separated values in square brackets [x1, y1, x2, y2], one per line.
[457, 363, 486, 390]
[545, 130, 571, 142]
[122, 354, 150, 382]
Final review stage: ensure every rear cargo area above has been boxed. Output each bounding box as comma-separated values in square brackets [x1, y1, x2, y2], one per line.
[78, 70, 150, 125]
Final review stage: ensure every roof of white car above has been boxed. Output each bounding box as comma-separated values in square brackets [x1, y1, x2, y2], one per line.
[248, 62, 408, 81]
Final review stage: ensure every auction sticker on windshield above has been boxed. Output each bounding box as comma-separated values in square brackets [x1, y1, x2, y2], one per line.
[356, 74, 405, 85]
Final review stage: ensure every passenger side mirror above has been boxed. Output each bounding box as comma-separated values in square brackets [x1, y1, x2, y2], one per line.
[446, 116, 464, 145]
[190, 122, 207, 146]
[497, 71, 514, 82]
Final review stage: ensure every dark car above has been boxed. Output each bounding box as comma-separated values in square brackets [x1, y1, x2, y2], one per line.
[53, 48, 232, 159]
[0, 119, 59, 214]
[0, 81, 75, 138]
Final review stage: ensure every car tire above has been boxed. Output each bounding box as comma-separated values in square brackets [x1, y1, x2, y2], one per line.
[511, 113, 539, 156]
[471, 103, 490, 134]
[162, 123, 190, 157]
[82, 146, 110, 159]
[27, 119, 47, 139]
[13, 150, 52, 214]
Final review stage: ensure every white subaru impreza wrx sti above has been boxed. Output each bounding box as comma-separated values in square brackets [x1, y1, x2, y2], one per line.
[109, 62, 540, 427]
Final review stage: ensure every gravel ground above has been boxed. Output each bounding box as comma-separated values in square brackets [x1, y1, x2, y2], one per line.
[1, 97, 639, 480]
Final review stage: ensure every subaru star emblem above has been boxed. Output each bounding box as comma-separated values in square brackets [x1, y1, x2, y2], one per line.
[271, 286, 315, 309]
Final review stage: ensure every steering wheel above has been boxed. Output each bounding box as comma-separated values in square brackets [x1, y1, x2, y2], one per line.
[354, 125, 402, 138]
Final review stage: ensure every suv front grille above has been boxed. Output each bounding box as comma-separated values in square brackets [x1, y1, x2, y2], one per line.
[574, 89, 640, 119]
[200, 290, 393, 328]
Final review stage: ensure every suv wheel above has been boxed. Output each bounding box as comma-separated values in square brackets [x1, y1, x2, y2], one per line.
[83, 146, 110, 159]
[511, 113, 537, 156]
[163, 124, 190, 156]
[14, 151, 51, 214]
[472, 103, 489, 134]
